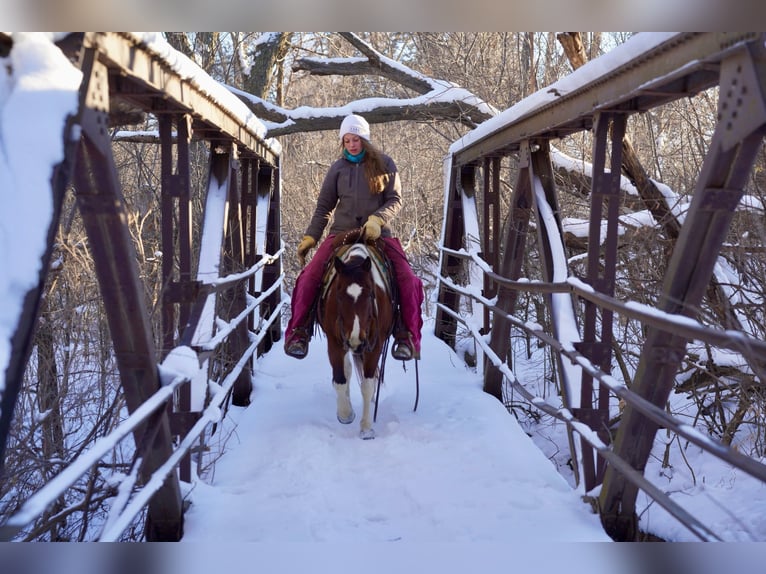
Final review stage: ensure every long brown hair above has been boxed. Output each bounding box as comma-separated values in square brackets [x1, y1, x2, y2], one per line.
[341, 140, 390, 194]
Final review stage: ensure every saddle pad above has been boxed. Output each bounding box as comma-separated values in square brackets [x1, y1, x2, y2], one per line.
[321, 244, 393, 301]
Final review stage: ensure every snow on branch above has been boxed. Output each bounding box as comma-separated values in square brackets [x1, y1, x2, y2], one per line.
[228, 32, 498, 138]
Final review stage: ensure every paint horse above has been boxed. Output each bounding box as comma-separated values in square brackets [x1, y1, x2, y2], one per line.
[317, 231, 395, 439]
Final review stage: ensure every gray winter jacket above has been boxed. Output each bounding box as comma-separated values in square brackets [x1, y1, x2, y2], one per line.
[304, 153, 402, 241]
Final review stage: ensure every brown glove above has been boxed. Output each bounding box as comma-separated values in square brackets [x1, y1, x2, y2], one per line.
[297, 235, 316, 266]
[361, 215, 384, 241]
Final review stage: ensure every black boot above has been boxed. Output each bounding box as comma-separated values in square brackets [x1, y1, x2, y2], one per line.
[391, 331, 415, 361]
[285, 327, 310, 359]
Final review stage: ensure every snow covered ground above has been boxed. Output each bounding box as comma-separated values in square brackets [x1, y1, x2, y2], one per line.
[170, 315, 764, 574]
[180, 316, 610, 545]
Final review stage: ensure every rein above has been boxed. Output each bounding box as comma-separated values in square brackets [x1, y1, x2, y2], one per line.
[373, 340, 420, 422]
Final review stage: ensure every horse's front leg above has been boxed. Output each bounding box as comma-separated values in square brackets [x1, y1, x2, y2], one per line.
[331, 348, 355, 424]
[358, 351, 380, 440]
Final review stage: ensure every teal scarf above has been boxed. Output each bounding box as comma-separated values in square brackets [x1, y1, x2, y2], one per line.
[343, 149, 366, 163]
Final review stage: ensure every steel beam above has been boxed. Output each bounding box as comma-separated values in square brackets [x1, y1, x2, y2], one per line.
[599, 41, 766, 540]
[83, 33, 278, 166]
[260, 162, 283, 354]
[574, 112, 626, 491]
[454, 33, 760, 166]
[73, 48, 183, 542]
[435, 165, 469, 347]
[484, 148, 533, 402]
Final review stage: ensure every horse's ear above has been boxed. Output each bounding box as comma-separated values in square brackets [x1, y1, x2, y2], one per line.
[363, 257, 372, 271]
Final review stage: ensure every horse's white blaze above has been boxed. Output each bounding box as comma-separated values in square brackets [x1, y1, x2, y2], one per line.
[345, 282, 362, 302]
[348, 315, 362, 348]
[342, 244, 386, 293]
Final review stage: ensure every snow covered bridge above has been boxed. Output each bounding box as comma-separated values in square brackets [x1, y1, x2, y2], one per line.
[2, 32, 766, 544]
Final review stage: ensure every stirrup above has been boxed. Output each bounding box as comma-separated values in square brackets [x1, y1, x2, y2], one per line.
[392, 332, 415, 361]
[285, 329, 310, 359]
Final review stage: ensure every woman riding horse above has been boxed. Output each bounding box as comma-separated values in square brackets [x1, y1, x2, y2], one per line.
[284, 114, 424, 362]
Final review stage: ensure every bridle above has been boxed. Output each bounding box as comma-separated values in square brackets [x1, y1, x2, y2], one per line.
[333, 252, 380, 354]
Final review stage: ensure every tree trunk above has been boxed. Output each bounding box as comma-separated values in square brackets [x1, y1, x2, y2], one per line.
[244, 33, 292, 100]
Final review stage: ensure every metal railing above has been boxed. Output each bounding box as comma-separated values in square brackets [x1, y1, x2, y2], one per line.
[0, 32, 283, 541]
[435, 32, 766, 541]
[436, 247, 766, 541]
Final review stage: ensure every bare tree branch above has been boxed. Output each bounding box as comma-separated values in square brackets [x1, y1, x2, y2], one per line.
[228, 32, 497, 138]
[297, 32, 434, 94]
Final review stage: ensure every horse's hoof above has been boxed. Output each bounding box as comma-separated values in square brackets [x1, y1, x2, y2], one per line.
[359, 428, 375, 440]
[337, 412, 355, 425]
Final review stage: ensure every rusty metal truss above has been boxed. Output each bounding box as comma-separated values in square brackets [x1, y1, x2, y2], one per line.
[436, 32, 766, 540]
[1, 33, 281, 541]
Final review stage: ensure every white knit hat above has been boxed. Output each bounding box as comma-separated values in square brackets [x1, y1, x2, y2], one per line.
[339, 114, 370, 141]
